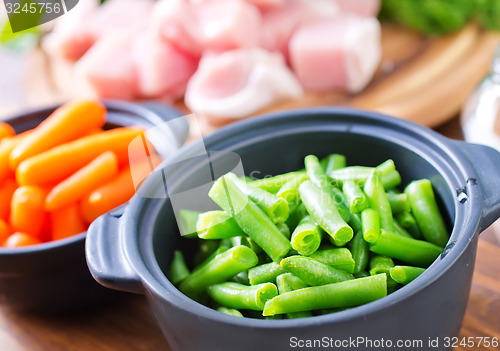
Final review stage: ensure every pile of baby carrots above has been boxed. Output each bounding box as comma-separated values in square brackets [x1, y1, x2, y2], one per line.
[0, 100, 160, 248]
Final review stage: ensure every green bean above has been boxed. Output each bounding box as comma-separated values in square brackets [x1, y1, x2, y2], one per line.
[276, 173, 309, 213]
[285, 202, 308, 231]
[208, 282, 278, 310]
[308, 248, 355, 273]
[390, 265, 425, 285]
[232, 176, 289, 224]
[232, 270, 250, 285]
[277, 222, 291, 240]
[299, 181, 353, 247]
[248, 262, 286, 285]
[193, 247, 229, 274]
[348, 213, 363, 234]
[329, 166, 373, 184]
[349, 230, 370, 274]
[323, 154, 346, 175]
[170, 250, 190, 285]
[381, 170, 402, 190]
[393, 220, 414, 239]
[196, 211, 244, 239]
[387, 192, 410, 214]
[305, 155, 350, 222]
[369, 230, 443, 267]
[290, 216, 322, 256]
[396, 212, 423, 240]
[193, 240, 221, 267]
[405, 179, 449, 247]
[376, 159, 396, 175]
[280, 256, 354, 286]
[216, 306, 244, 317]
[178, 209, 201, 238]
[252, 171, 306, 193]
[230, 236, 263, 255]
[343, 179, 369, 213]
[276, 273, 312, 319]
[364, 171, 395, 232]
[361, 208, 381, 243]
[369, 255, 398, 287]
[209, 173, 291, 261]
[263, 274, 387, 316]
[179, 246, 258, 300]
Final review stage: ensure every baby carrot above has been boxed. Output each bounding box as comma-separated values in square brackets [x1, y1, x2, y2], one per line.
[80, 154, 161, 223]
[0, 132, 30, 182]
[10, 186, 47, 240]
[45, 151, 119, 211]
[0, 178, 17, 221]
[3, 232, 41, 247]
[9, 100, 106, 169]
[50, 204, 86, 241]
[16, 127, 143, 187]
[0, 219, 10, 244]
[0, 122, 15, 141]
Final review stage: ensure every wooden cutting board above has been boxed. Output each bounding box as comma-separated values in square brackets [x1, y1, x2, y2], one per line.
[25, 24, 500, 133]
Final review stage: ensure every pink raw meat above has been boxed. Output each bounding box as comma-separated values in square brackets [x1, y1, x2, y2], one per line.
[75, 31, 140, 100]
[133, 32, 199, 99]
[335, 0, 381, 17]
[152, 0, 261, 57]
[185, 49, 303, 119]
[43, 0, 154, 61]
[260, 0, 340, 58]
[289, 15, 381, 93]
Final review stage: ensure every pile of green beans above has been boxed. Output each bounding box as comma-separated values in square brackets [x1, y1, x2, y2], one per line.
[170, 154, 450, 319]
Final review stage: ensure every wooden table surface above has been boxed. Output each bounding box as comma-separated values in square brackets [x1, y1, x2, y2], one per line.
[0, 116, 499, 351]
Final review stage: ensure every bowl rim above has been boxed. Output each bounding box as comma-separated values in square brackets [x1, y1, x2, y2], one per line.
[120, 107, 483, 327]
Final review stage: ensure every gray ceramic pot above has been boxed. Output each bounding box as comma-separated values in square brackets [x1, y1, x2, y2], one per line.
[87, 108, 500, 351]
[0, 100, 187, 313]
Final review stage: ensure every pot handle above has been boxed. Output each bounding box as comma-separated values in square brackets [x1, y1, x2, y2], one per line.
[454, 141, 500, 232]
[86, 205, 143, 294]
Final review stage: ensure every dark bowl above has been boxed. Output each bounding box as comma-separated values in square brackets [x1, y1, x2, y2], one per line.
[87, 108, 500, 351]
[0, 100, 188, 313]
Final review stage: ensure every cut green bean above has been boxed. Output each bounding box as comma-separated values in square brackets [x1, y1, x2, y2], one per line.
[178, 209, 201, 238]
[348, 213, 363, 234]
[290, 216, 322, 256]
[305, 155, 350, 222]
[217, 306, 244, 317]
[323, 154, 346, 175]
[369, 230, 443, 267]
[276, 173, 308, 213]
[299, 181, 353, 247]
[328, 160, 401, 189]
[193, 240, 221, 267]
[193, 247, 229, 274]
[361, 208, 381, 243]
[263, 274, 387, 316]
[170, 250, 190, 285]
[393, 220, 414, 239]
[381, 170, 402, 190]
[248, 262, 286, 285]
[276, 273, 312, 319]
[232, 270, 250, 285]
[277, 222, 291, 240]
[230, 236, 263, 255]
[387, 192, 410, 214]
[232, 176, 289, 224]
[308, 248, 355, 273]
[179, 245, 258, 300]
[196, 211, 244, 239]
[343, 179, 369, 213]
[209, 173, 291, 261]
[280, 255, 354, 286]
[390, 265, 425, 285]
[349, 230, 370, 274]
[369, 255, 397, 287]
[364, 171, 395, 232]
[396, 212, 423, 240]
[405, 179, 449, 247]
[208, 282, 278, 310]
[252, 171, 306, 193]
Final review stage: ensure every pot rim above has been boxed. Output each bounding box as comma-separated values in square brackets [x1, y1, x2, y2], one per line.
[126, 108, 482, 327]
